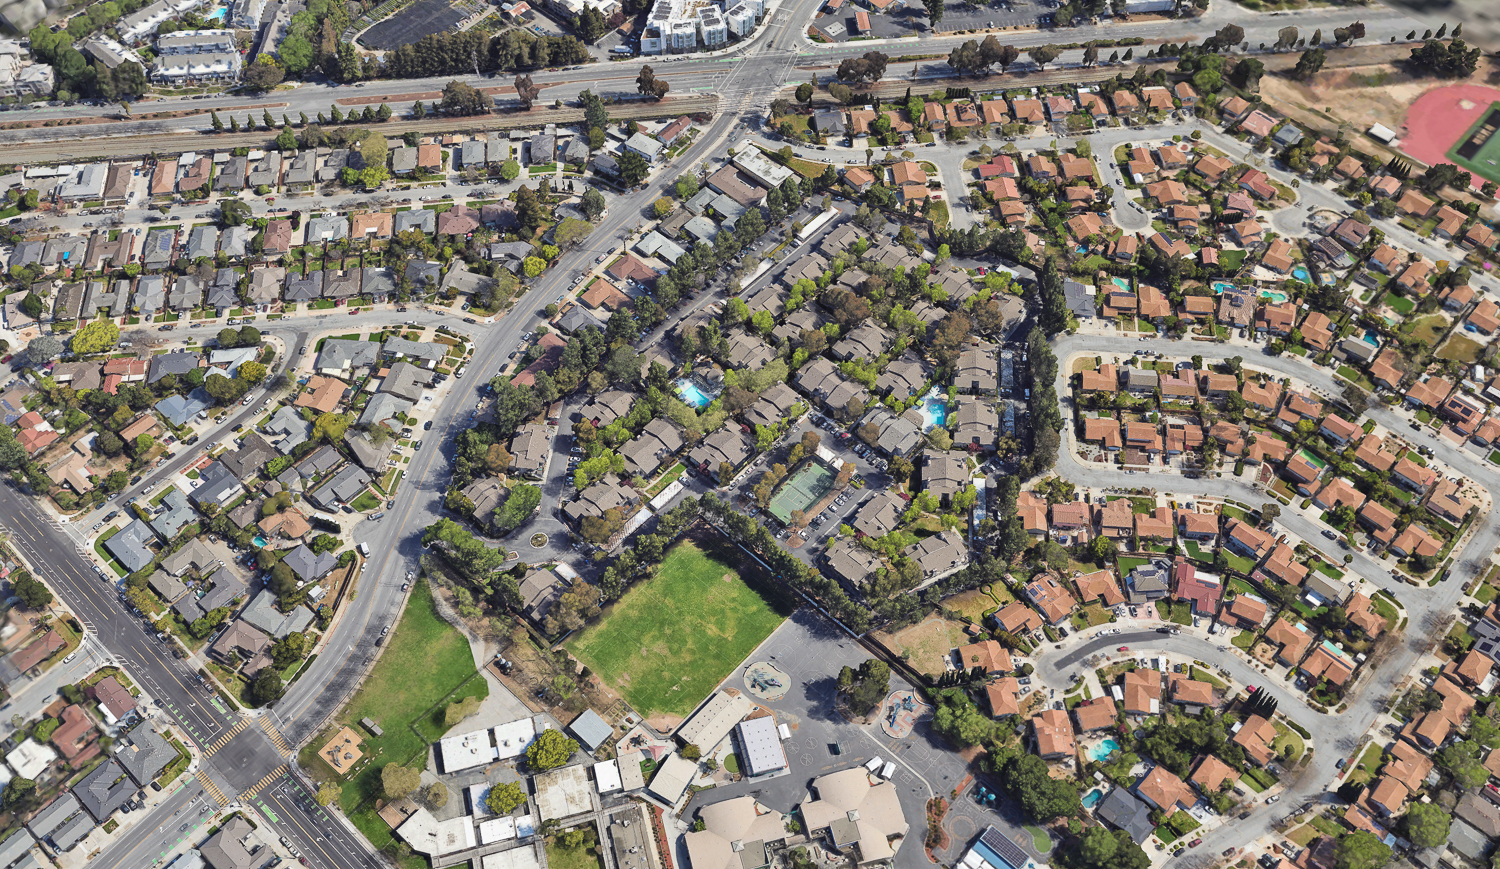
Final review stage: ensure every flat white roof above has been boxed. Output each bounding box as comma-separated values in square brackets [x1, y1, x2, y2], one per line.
[738, 717, 787, 776]
[594, 759, 622, 794]
[493, 718, 538, 759]
[534, 764, 592, 821]
[482, 843, 544, 869]
[479, 816, 517, 845]
[439, 728, 497, 773]
[6, 743, 56, 780]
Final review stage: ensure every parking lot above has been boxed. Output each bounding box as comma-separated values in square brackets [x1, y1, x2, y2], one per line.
[814, 0, 1050, 42]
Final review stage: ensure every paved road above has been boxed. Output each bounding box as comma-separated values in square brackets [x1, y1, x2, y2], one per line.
[1044, 332, 1489, 857]
[0, 1, 1428, 150]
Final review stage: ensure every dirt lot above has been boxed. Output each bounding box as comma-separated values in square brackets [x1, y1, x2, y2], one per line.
[1260, 55, 1500, 139]
[872, 614, 974, 678]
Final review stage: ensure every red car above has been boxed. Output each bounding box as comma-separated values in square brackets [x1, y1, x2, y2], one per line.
[1189, 839, 1202, 849]
[1117, 646, 1129, 652]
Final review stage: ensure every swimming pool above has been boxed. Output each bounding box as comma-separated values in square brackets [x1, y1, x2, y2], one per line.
[919, 394, 948, 430]
[1086, 738, 1121, 762]
[1212, 281, 1236, 294]
[1292, 267, 1311, 283]
[1082, 789, 1105, 809]
[1362, 328, 1381, 347]
[1112, 277, 1132, 292]
[1295, 448, 1328, 469]
[1259, 289, 1289, 304]
[252, 535, 267, 548]
[675, 377, 712, 409]
[206, 5, 226, 19]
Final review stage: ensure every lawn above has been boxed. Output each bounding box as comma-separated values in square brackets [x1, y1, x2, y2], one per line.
[1022, 824, 1052, 853]
[1438, 335, 1485, 364]
[1383, 293, 1415, 314]
[1154, 599, 1192, 625]
[1231, 630, 1256, 650]
[299, 582, 486, 854]
[1223, 550, 1257, 575]
[1272, 722, 1305, 763]
[547, 827, 606, 869]
[1117, 556, 1151, 574]
[350, 490, 382, 513]
[1071, 603, 1114, 631]
[1346, 743, 1383, 786]
[1244, 767, 1279, 789]
[566, 539, 791, 718]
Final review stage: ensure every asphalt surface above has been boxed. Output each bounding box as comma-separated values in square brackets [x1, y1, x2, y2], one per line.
[0, 3, 1433, 154]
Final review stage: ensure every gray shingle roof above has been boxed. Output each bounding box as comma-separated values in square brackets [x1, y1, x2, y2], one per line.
[115, 723, 175, 786]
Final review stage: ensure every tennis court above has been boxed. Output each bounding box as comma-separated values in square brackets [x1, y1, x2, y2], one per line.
[1449, 101, 1500, 186]
[767, 461, 835, 524]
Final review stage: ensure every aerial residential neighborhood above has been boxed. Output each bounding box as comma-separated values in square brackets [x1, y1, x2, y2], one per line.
[0, 2, 1499, 869]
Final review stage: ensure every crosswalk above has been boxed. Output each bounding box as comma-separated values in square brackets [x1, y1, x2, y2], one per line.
[242, 765, 289, 801]
[196, 770, 229, 806]
[202, 719, 252, 757]
[259, 717, 292, 754]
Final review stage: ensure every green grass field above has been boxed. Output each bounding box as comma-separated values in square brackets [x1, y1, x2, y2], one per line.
[567, 540, 790, 718]
[298, 583, 486, 856]
[1446, 102, 1500, 187]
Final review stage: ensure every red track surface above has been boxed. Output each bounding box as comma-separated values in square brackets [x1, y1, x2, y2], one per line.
[1401, 84, 1500, 184]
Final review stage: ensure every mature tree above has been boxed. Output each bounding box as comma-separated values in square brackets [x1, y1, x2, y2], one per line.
[579, 89, 609, 131]
[1333, 832, 1391, 869]
[243, 57, 286, 91]
[439, 80, 493, 116]
[486, 781, 528, 814]
[514, 74, 541, 110]
[636, 65, 670, 100]
[493, 484, 542, 533]
[994, 43, 1020, 73]
[1409, 39, 1480, 78]
[316, 781, 340, 806]
[1293, 47, 1326, 79]
[70, 320, 119, 355]
[1405, 803, 1450, 849]
[1420, 162, 1471, 193]
[1028, 45, 1060, 69]
[836, 51, 888, 84]
[22, 335, 62, 367]
[1230, 57, 1265, 92]
[581, 187, 607, 221]
[382, 763, 423, 799]
[575, 5, 608, 42]
[525, 729, 579, 771]
[499, 159, 521, 181]
[248, 668, 284, 706]
[13, 575, 52, 609]
[1038, 255, 1068, 335]
[796, 82, 813, 103]
[1062, 827, 1151, 869]
[618, 150, 650, 185]
[922, 0, 942, 26]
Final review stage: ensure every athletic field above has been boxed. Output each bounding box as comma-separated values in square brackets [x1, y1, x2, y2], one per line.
[1449, 101, 1500, 186]
[767, 461, 835, 524]
[565, 540, 787, 719]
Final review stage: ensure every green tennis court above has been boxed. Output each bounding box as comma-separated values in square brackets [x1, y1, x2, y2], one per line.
[767, 461, 835, 523]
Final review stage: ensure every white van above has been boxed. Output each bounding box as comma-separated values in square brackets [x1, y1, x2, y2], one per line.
[358, 542, 371, 557]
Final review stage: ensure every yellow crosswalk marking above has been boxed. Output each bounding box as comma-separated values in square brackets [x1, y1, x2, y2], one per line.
[242, 765, 288, 800]
[196, 770, 229, 806]
[203, 719, 252, 757]
[258, 718, 291, 753]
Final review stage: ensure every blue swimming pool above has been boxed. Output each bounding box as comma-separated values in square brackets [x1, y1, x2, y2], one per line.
[1362, 328, 1381, 347]
[1082, 789, 1105, 809]
[675, 378, 712, 409]
[206, 5, 226, 19]
[1212, 281, 1236, 295]
[1112, 277, 1132, 292]
[920, 396, 947, 430]
[1292, 267, 1311, 282]
[1086, 738, 1121, 762]
[252, 535, 267, 548]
